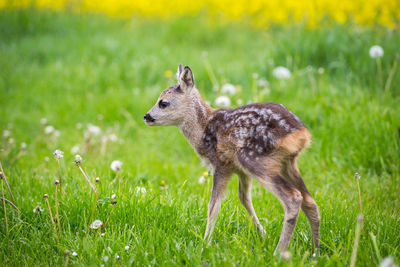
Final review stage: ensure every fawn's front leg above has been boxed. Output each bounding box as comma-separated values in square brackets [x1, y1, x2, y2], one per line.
[204, 167, 232, 243]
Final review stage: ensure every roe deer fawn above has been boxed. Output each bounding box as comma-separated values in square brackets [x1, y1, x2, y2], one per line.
[144, 65, 320, 256]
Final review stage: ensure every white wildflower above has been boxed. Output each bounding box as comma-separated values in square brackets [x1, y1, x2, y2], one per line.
[44, 125, 55, 134]
[111, 160, 122, 172]
[90, 219, 103, 230]
[40, 118, 47, 125]
[115, 254, 120, 259]
[221, 83, 236, 95]
[53, 149, 64, 160]
[369, 45, 384, 58]
[72, 251, 78, 257]
[198, 176, 206, 184]
[111, 194, 116, 200]
[103, 256, 109, 262]
[87, 124, 101, 136]
[380, 257, 397, 267]
[125, 245, 130, 251]
[135, 187, 146, 196]
[101, 233, 105, 237]
[215, 96, 231, 108]
[95, 177, 100, 183]
[71, 145, 80, 154]
[273, 66, 291, 79]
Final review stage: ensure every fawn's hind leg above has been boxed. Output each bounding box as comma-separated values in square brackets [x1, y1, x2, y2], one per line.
[238, 150, 302, 255]
[258, 174, 303, 255]
[237, 172, 266, 236]
[285, 158, 320, 256]
[204, 166, 232, 243]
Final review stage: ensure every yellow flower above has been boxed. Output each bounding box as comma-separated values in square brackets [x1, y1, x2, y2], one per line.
[164, 70, 173, 79]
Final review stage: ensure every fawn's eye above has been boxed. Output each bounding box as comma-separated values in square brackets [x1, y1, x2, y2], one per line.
[159, 100, 170, 109]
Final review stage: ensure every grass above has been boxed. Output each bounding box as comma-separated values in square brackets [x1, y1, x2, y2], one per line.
[0, 8, 399, 266]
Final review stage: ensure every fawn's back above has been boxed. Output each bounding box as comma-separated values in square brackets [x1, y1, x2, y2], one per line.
[199, 102, 311, 169]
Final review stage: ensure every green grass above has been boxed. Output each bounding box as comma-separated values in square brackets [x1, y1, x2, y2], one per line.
[0, 8, 399, 266]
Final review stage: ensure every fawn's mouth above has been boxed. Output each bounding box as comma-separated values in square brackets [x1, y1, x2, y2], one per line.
[144, 113, 156, 125]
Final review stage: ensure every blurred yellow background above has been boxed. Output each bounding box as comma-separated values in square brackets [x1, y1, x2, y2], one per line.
[2, 0, 399, 28]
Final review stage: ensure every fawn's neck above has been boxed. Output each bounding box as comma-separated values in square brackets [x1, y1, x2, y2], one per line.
[178, 89, 214, 153]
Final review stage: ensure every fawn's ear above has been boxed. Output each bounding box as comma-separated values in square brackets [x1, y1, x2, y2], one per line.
[178, 65, 195, 92]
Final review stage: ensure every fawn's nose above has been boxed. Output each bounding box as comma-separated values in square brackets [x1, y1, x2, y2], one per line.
[144, 113, 155, 122]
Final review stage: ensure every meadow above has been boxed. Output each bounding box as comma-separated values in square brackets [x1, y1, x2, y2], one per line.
[0, 7, 400, 266]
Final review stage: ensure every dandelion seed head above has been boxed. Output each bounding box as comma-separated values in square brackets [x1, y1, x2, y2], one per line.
[111, 160, 122, 172]
[111, 194, 116, 200]
[74, 154, 82, 165]
[221, 83, 236, 95]
[215, 96, 231, 108]
[33, 204, 44, 213]
[43, 194, 49, 199]
[281, 251, 291, 261]
[72, 251, 78, 257]
[3, 130, 10, 138]
[53, 149, 64, 160]
[257, 78, 269, 88]
[8, 138, 14, 144]
[87, 124, 101, 136]
[273, 66, 291, 79]
[369, 45, 384, 58]
[44, 125, 55, 134]
[115, 254, 120, 259]
[53, 130, 60, 138]
[54, 179, 60, 185]
[95, 177, 100, 183]
[90, 219, 103, 230]
[198, 176, 206, 184]
[109, 134, 118, 142]
[71, 145, 80, 154]
[135, 187, 146, 196]
[101, 233, 105, 237]
[44, 157, 50, 163]
[103, 256, 109, 262]
[380, 257, 397, 267]
[20, 142, 27, 151]
[318, 67, 325, 74]
[125, 245, 130, 251]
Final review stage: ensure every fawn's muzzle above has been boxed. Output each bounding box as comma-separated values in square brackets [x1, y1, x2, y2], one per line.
[144, 113, 155, 123]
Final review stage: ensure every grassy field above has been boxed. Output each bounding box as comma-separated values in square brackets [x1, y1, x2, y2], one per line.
[0, 8, 399, 266]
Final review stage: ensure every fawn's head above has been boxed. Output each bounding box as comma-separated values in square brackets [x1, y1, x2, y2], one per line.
[144, 64, 196, 126]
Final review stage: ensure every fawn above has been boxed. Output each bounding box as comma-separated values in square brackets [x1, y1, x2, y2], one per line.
[144, 65, 320, 256]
